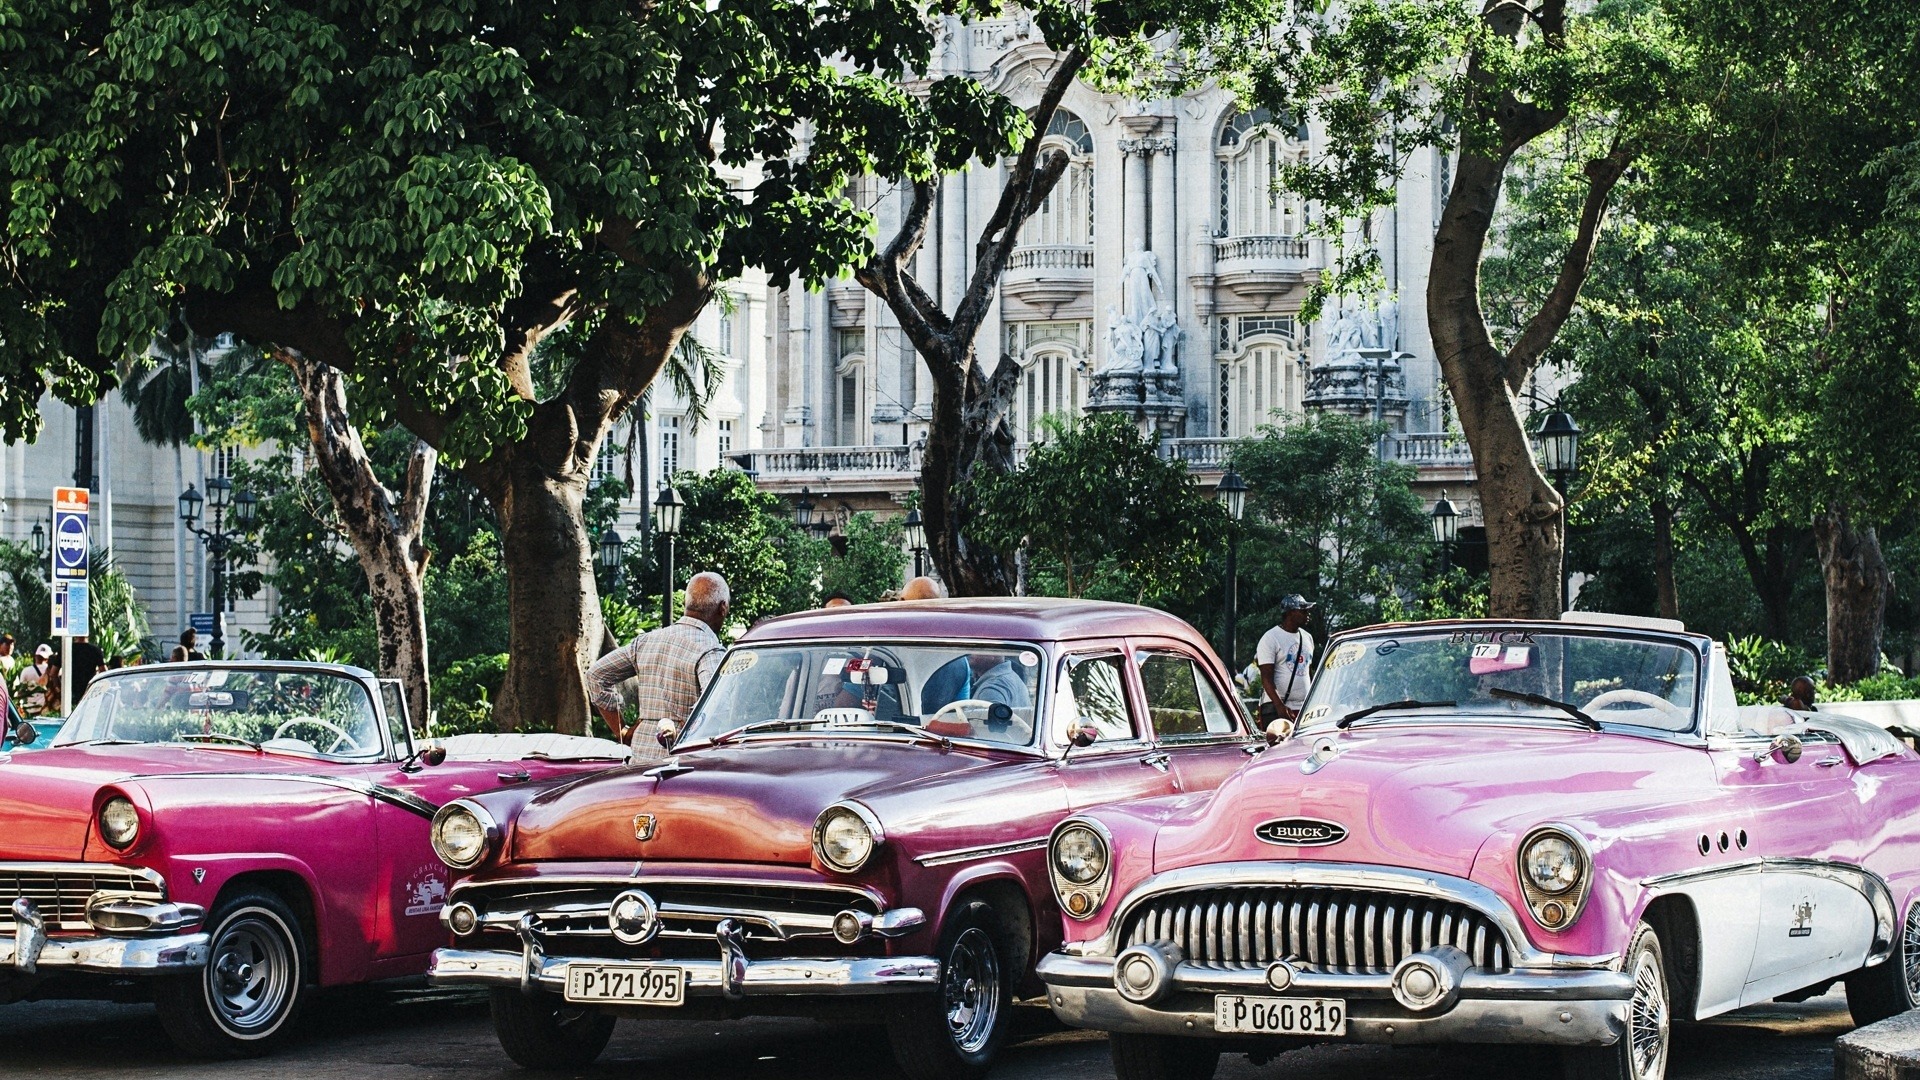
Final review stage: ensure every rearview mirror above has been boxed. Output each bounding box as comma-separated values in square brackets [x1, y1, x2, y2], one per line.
[11, 721, 38, 747]
[420, 745, 446, 767]
[1069, 723, 1099, 749]
[1764, 733, 1804, 765]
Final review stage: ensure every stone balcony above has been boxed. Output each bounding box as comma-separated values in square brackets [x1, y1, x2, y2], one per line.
[1210, 234, 1317, 302]
[1001, 243, 1094, 316]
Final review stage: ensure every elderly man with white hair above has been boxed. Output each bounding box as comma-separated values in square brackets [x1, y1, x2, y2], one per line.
[588, 571, 731, 763]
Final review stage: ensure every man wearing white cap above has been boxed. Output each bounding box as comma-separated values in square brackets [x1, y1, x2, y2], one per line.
[20, 644, 54, 716]
[1256, 594, 1318, 734]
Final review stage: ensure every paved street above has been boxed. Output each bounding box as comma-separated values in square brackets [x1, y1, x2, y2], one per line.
[0, 985, 1852, 1079]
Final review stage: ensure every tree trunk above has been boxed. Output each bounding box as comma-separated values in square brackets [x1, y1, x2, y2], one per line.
[285, 352, 435, 730]
[1814, 506, 1891, 684]
[1651, 499, 1679, 621]
[492, 452, 598, 732]
[919, 343, 1018, 595]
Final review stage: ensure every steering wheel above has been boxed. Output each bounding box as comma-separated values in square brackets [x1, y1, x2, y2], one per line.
[928, 699, 996, 731]
[272, 716, 367, 755]
[1584, 688, 1687, 721]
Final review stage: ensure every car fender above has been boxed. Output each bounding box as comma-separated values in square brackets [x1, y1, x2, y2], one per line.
[934, 859, 1045, 967]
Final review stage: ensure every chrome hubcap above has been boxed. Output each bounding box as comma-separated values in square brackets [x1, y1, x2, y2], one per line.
[1627, 944, 1669, 1080]
[943, 927, 1001, 1056]
[207, 913, 295, 1035]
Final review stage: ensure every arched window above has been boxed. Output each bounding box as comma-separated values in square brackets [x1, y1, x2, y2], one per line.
[1217, 108, 1308, 238]
[1020, 109, 1095, 248]
[1017, 349, 1087, 442]
[1217, 321, 1307, 437]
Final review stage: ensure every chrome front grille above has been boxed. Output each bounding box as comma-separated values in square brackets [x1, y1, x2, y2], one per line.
[470, 880, 881, 945]
[0, 864, 166, 933]
[1122, 886, 1510, 974]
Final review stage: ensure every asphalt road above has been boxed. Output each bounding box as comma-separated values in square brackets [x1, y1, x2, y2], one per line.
[0, 985, 1853, 1080]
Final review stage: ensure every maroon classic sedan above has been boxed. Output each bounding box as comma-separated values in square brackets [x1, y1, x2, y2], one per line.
[427, 598, 1257, 1080]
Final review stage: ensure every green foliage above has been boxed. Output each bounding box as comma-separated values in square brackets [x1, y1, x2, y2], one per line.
[423, 531, 512, 675]
[1379, 570, 1491, 624]
[968, 414, 1223, 602]
[1229, 413, 1430, 635]
[626, 468, 824, 627]
[0, 540, 51, 650]
[84, 549, 150, 664]
[432, 652, 509, 736]
[822, 513, 908, 605]
[1724, 635, 1821, 699]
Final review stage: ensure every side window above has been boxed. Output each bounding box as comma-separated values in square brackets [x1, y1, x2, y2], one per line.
[1138, 652, 1239, 739]
[1056, 654, 1137, 744]
[380, 680, 412, 751]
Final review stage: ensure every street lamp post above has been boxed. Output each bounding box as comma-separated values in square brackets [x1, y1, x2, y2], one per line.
[793, 487, 816, 536]
[30, 521, 47, 561]
[179, 477, 257, 659]
[1430, 490, 1460, 573]
[1215, 469, 1249, 669]
[1536, 409, 1582, 611]
[598, 529, 624, 594]
[902, 508, 926, 579]
[653, 487, 683, 627]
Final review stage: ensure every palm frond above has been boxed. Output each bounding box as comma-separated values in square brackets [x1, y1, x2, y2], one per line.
[665, 332, 725, 434]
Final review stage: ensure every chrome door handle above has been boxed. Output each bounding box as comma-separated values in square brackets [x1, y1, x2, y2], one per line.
[497, 769, 532, 784]
[1816, 756, 1845, 768]
[1139, 751, 1171, 773]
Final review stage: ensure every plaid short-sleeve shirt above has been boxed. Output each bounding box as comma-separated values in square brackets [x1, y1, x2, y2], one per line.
[587, 617, 724, 763]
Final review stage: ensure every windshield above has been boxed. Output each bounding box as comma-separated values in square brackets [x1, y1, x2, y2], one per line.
[1299, 628, 1701, 734]
[54, 668, 385, 759]
[681, 642, 1046, 748]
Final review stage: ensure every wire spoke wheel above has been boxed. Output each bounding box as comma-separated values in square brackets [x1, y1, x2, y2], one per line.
[1902, 902, 1920, 1002]
[942, 926, 1002, 1056]
[1625, 941, 1670, 1080]
[207, 913, 297, 1035]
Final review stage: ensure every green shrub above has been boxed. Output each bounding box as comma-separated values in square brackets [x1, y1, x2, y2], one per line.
[432, 652, 509, 735]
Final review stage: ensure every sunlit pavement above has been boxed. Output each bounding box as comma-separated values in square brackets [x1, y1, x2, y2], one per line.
[0, 984, 1851, 1079]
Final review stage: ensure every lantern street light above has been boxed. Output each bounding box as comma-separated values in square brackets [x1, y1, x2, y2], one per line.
[1536, 408, 1582, 610]
[598, 529, 624, 592]
[1216, 468, 1250, 669]
[30, 520, 47, 560]
[653, 487, 684, 626]
[902, 508, 926, 579]
[179, 478, 258, 659]
[794, 487, 816, 534]
[1431, 490, 1460, 573]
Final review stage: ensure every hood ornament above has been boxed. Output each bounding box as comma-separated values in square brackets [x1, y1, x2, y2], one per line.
[1255, 818, 1349, 847]
[633, 813, 658, 842]
[1300, 736, 1340, 775]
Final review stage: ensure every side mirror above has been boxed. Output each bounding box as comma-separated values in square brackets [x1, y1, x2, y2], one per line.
[1265, 718, 1293, 746]
[1766, 733, 1804, 765]
[421, 745, 447, 767]
[1069, 724, 1099, 749]
[12, 721, 38, 747]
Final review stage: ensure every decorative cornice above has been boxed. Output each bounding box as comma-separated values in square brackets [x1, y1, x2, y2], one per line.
[1118, 136, 1176, 156]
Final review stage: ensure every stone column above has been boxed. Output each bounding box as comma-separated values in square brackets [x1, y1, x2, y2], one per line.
[940, 169, 968, 313]
[1122, 143, 1148, 256]
[1150, 135, 1177, 287]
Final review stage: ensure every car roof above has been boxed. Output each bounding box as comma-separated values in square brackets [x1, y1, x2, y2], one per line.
[90, 659, 379, 681]
[1335, 617, 1714, 649]
[741, 596, 1205, 645]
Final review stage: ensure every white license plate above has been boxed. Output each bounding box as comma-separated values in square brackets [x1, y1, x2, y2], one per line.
[564, 963, 685, 1006]
[1214, 994, 1347, 1035]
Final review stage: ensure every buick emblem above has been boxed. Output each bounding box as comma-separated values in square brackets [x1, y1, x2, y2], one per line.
[633, 813, 657, 841]
[1255, 818, 1348, 847]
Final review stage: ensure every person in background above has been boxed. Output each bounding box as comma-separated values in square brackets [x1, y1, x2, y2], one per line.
[1257, 594, 1318, 733]
[68, 634, 106, 703]
[178, 628, 206, 662]
[588, 571, 731, 764]
[900, 576, 945, 601]
[20, 645, 54, 717]
[0, 633, 16, 676]
[822, 591, 854, 609]
[1783, 675, 1818, 712]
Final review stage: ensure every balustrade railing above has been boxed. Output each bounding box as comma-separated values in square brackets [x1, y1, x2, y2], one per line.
[1007, 244, 1095, 271]
[1215, 235, 1311, 261]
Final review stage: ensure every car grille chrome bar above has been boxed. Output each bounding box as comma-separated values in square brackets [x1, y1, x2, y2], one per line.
[0, 864, 167, 934]
[463, 880, 883, 944]
[1122, 886, 1510, 974]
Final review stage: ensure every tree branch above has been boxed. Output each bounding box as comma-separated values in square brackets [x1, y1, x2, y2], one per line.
[1503, 137, 1635, 389]
[856, 177, 951, 360]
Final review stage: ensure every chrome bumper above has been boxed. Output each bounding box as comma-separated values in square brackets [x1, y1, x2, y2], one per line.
[1037, 951, 1632, 1046]
[5, 897, 208, 976]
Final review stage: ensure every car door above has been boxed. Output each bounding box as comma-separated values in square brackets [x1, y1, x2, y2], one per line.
[1711, 728, 1878, 1004]
[1132, 643, 1257, 794]
[1052, 644, 1179, 810]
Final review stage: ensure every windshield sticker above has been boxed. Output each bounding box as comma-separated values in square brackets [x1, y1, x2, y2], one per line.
[1470, 644, 1534, 675]
[822, 657, 846, 676]
[1375, 639, 1402, 656]
[1325, 643, 1364, 670]
[1018, 651, 1039, 666]
[720, 652, 757, 676]
[1300, 705, 1330, 724]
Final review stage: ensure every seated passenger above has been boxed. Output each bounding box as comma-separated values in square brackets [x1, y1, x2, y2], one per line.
[921, 655, 971, 713]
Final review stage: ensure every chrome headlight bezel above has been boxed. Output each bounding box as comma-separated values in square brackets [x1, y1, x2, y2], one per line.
[812, 802, 884, 875]
[431, 799, 499, 870]
[99, 796, 141, 851]
[1049, 817, 1114, 921]
[1515, 824, 1593, 932]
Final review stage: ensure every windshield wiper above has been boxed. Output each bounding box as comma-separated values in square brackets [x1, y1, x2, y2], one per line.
[176, 732, 263, 750]
[707, 719, 806, 747]
[1337, 699, 1458, 729]
[846, 719, 952, 750]
[1488, 688, 1601, 730]
[709, 716, 953, 751]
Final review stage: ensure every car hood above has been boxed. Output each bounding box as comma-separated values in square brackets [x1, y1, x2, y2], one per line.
[508, 736, 1024, 865]
[0, 743, 334, 860]
[1150, 724, 1714, 877]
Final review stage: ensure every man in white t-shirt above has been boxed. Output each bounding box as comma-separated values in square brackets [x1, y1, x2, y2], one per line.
[1257, 594, 1317, 728]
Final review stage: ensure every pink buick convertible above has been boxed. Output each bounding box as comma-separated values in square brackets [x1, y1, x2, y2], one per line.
[0, 661, 626, 1056]
[1037, 614, 1920, 1080]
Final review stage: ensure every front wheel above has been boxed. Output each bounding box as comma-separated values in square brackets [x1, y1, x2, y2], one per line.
[1110, 1032, 1221, 1080]
[154, 889, 307, 1058]
[1564, 921, 1670, 1080]
[489, 987, 617, 1070]
[888, 899, 1014, 1080]
[1846, 898, 1920, 1025]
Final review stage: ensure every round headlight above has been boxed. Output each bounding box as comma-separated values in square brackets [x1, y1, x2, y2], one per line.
[814, 805, 877, 873]
[1523, 833, 1583, 894]
[1053, 824, 1109, 886]
[431, 802, 495, 869]
[99, 797, 140, 850]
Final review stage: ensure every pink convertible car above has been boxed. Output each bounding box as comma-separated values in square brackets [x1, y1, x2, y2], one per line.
[1037, 614, 1920, 1080]
[0, 661, 625, 1056]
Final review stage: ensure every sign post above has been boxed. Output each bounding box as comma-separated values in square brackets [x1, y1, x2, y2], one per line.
[51, 487, 89, 717]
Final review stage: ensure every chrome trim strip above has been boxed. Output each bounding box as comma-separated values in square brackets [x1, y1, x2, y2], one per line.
[449, 874, 883, 906]
[84, 896, 205, 934]
[0, 862, 168, 893]
[120, 771, 438, 819]
[1083, 861, 1617, 971]
[0, 928, 210, 974]
[1643, 856, 1897, 964]
[429, 947, 942, 996]
[916, 836, 1050, 868]
[1039, 951, 1636, 1000]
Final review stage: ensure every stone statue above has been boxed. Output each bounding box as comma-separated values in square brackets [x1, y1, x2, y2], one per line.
[1105, 251, 1181, 375]
[1327, 306, 1370, 357]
